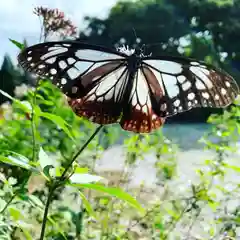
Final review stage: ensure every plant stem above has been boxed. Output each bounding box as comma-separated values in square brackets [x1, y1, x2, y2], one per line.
[39, 184, 56, 240]
[0, 194, 16, 214]
[60, 125, 103, 181]
[39, 125, 103, 240]
[30, 90, 37, 162]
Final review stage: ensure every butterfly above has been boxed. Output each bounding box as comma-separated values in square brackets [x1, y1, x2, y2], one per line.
[18, 40, 239, 133]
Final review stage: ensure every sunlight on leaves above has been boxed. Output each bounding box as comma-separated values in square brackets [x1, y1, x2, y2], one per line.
[70, 183, 145, 213]
[0, 155, 38, 172]
[70, 173, 104, 184]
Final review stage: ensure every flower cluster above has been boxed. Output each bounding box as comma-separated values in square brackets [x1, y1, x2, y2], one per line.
[34, 7, 77, 40]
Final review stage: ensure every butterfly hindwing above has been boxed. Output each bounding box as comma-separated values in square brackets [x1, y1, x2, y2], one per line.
[120, 69, 165, 133]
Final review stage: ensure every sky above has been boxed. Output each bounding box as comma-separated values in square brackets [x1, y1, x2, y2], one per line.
[0, 0, 117, 65]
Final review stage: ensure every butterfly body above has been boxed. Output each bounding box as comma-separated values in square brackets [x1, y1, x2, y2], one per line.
[18, 40, 239, 133]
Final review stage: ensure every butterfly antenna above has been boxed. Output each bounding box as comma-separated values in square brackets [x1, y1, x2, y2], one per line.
[132, 27, 138, 42]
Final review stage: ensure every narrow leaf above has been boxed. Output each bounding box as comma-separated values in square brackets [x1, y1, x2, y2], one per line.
[0, 90, 31, 113]
[70, 173, 104, 184]
[38, 111, 74, 140]
[79, 191, 96, 217]
[70, 183, 144, 213]
[9, 39, 25, 50]
[0, 155, 38, 172]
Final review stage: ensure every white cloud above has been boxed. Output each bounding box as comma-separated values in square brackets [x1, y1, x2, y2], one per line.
[0, 0, 117, 64]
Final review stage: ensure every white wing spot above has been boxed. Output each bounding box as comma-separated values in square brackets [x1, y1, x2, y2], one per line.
[182, 81, 192, 91]
[67, 58, 76, 65]
[162, 74, 179, 98]
[188, 92, 195, 100]
[61, 78, 67, 85]
[72, 86, 78, 93]
[221, 88, 227, 95]
[188, 102, 192, 107]
[174, 99, 180, 107]
[30, 63, 35, 67]
[196, 80, 206, 90]
[190, 61, 200, 66]
[67, 68, 80, 79]
[75, 49, 124, 61]
[27, 51, 32, 55]
[27, 57, 32, 61]
[225, 81, 231, 87]
[46, 57, 56, 64]
[145, 60, 182, 74]
[136, 104, 141, 110]
[59, 60, 68, 70]
[142, 105, 148, 113]
[177, 75, 186, 83]
[63, 44, 71, 47]
[215, 94, 219, 100]
[160, 103, 167, 111]
[40, 47, 68, 60]
[152, 115, 157, 120]
[38, 64, 45, 69]
[50, 68, 57, 75]
[202, 92, 210, 99]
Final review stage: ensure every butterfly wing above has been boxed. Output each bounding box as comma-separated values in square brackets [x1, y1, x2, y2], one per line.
[18, 41, 128, 98]
[18, 41, 131, 125]
[142, 56, 239, 117]
[68, 62, 129, 124]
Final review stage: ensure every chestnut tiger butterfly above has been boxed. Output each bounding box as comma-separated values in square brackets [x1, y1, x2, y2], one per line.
[18, 40, 239, 133]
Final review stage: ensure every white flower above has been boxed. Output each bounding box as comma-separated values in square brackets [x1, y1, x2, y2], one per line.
[14, 84, 31, 98]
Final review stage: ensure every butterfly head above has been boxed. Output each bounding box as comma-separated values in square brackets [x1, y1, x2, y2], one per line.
[117, 45, 135, 56]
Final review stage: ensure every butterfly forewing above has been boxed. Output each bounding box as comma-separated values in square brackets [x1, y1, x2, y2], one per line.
[143, 57, 239, 116]
[120, 69, 165, 133]
[18, 41, 127, 97]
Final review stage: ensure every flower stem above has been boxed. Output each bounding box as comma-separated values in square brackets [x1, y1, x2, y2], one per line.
[39, 125, 103, 240]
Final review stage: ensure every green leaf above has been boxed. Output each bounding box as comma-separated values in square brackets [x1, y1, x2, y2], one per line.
[37, 111, 74, 140]
[9, 207, 23, 220]
[70, 183, 145, 213]
[9, 39, 25, 50]
[0, 90, 31, 113]
[224, 163, 240, 172]
[43, 165, 54, 180]
[20, 228, 32, 240]
[28, 195, 44, 208]
[79, 191, 96, 217]
[70, 173, 104, 184]
[74, 166, 89, 174]
[0, 155, 38, 172]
